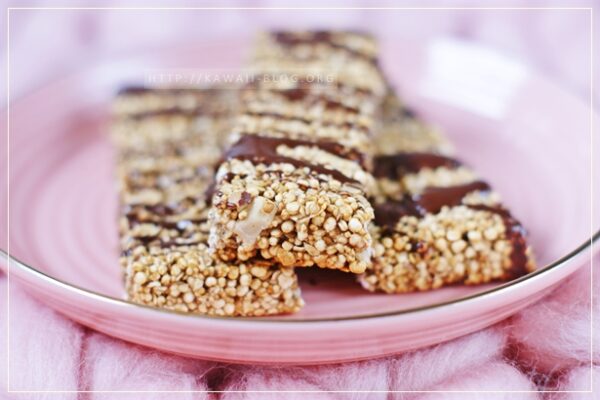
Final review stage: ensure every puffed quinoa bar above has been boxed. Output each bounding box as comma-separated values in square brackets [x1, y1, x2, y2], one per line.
[113, 86, 304, 316]
[375, 89, 454, 156]
[208, 31, 387, 273]
[360, 91, 536, 293]
[251, 31, 387, 97]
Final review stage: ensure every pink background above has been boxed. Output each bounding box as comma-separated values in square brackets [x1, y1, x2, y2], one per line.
[1, 1, 599, 397]
[1, 1, 598, 107]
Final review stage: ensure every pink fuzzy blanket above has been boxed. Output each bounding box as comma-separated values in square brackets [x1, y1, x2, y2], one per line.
[0, 255, 597, 398]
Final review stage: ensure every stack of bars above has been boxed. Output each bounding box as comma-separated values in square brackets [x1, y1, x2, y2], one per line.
[112, 31, 536, 317]
[208, 31, 387, 273]
[113, 87, 304, 316]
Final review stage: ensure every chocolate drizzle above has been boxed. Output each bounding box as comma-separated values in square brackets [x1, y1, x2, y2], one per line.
[124, 107, 228, 120]
[373, 198, 422, 229]
[276, 89, 359, 114]
[117, 86, 162, 95]
[223, 135, 360, 184]
[244, 111, 368, 134]
[243, 80, 364, 114]
[243, 78, 376, 105]
[272, 30, 336, 46]
[204, 180, 217, 205]
[374, 181, 491, 228]
[402, 107, 417, 118]
[373, 182, 529, 275]
[373, 153, 462, 179]
[416, 181, 491, 215]
[274, 89, 361, 114]
[117, 86, 221, 96]
[157, 239, 202, 248]
[125, 206, 208, 250]
[126, 211, 207, 231]
[277, 87, 309, 102]
[123, 196, 206, 223]
[272, 31, 378, 65]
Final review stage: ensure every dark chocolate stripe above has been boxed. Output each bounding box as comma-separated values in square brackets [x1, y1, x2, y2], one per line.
[234, 132, 367, 168]
[244, 111, 369, 132]
[331, 80, 375, 97]
[126, 213, 207, 231]
[121, 107, 228, 120]
[245, 111, 372, 140]
[223, 135, 359, 184]
[374, 180, 491, 227]
[117, 86, 221, 96]
[130, 236, 203, 249]
[158, 239, 203, 248]
[374, 198, 530, 277]
[297, 79, 376, 97]
[124, 197, 203, 217]
[264, 89, 361, 114]
[402, 107, 417, 118]
[373, 153, 462, 179]
[416, 181, 490, 214]
[245, 79, 376, 98]
[118, 86, 163, 95]
[272, 31, 378, 65]
[243, 84, 363, 114]
[373, 198, 422, 228]
[386, 107, 418, 123]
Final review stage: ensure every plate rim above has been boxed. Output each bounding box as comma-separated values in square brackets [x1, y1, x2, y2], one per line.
[2, 38, 599, 324]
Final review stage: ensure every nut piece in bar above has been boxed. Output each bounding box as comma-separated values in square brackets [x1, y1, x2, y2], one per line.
[113, 86, 304, 316]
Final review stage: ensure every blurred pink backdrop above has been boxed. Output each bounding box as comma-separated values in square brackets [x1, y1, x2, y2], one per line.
[1, 1, 599, 396]
[1, 0, 598, 108]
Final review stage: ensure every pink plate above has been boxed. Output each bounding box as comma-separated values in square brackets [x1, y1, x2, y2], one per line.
[1, 37, 598, 364]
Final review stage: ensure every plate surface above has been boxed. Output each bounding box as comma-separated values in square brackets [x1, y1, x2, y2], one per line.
[1, 37, 598, 364]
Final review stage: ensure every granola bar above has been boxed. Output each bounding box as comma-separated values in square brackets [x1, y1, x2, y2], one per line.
[113, 86, 304, 316]
[360, 92, 535, 293]
[375, 90, 453, 156]
[251, 31, 387, 97]
[208, 32, 386, 273]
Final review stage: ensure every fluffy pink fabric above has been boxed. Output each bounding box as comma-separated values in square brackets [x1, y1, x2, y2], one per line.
[222, 359, 389, 399]
[0, 279, 83, 398]
[2, 5, 597, 398]
[553, 366, 598, 399]
[82, 333, 212, 399]
[509, 266, 598, 377]
[0, 258, 596, 397]
[388, 328, 508, 392]
[422, 362, 538, 399]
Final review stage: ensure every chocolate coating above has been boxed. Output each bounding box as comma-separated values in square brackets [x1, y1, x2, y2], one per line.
[373, 153, 461, 179]
[374, 181, 491, 227]
[223, 135, 360, 184]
